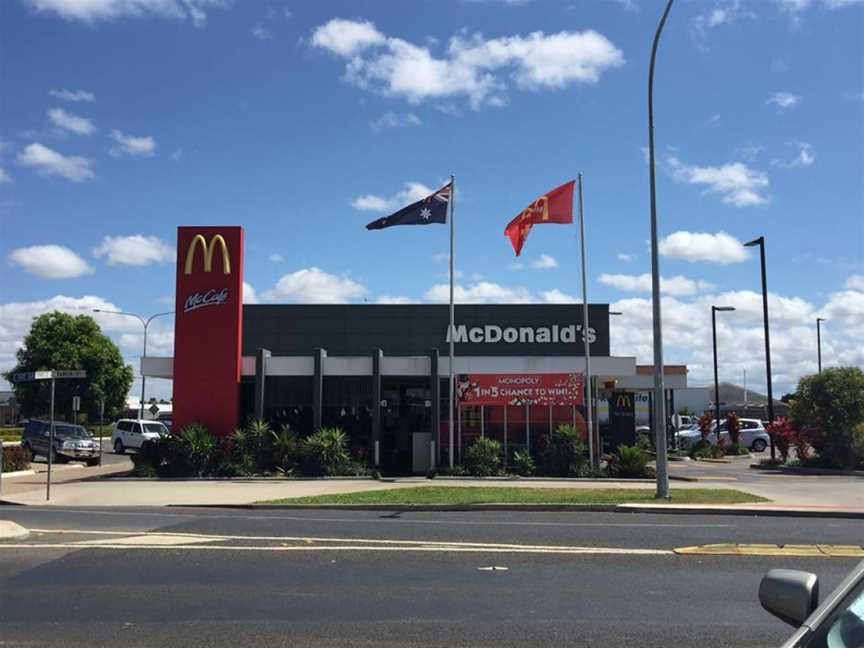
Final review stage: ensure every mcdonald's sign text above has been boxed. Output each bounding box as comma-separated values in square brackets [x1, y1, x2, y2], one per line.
[173, 227, 244, 435]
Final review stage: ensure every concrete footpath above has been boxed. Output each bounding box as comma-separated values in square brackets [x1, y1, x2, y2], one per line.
[1, 469, 862, 517]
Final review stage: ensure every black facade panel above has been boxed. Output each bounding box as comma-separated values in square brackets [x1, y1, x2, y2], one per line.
[242, 304, 610, 357]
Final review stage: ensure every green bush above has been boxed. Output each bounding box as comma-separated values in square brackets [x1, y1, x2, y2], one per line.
[301, 427, 351, 476]
[538, 424, 588, 477]
[181, 423, 216, 476]
[511, 449, 535, 476]
[2, 445, 32, 472]
[692, 441, 726, 460]
[608, 444, 649, 478]
[463, 437, 503, 476]
[790, 367, 864, 468]
[725, 443, 749, 456]
[270, 425, 301, 474]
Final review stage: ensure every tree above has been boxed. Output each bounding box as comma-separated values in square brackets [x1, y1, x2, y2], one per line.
[789, 367, 864, 468]
[4, 312, 134, 422]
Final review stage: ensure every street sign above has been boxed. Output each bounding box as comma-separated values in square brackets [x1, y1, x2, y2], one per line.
[53, 370, 87, 379]
[148, 403, 160, 416]
[72, 396, 81, 412]
[12, 369, 85, 382]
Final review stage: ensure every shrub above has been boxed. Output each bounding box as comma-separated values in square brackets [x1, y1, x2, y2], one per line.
[539, 424, 588, 477]
[725, 443, 749, 456]
[511, 449, 535, 476]
[766, 418, 794, 463]
[608, 444, 649, 478]
[463, 437, 503, 477]
[301, 427, 351, 476]
[790, 367, 864, 468]
[2, 445, 32, 472]
[270, 424, 301, 475]
[180, 423, 216, 476]
[697, 412, 714, 442]
[725, 412, 741, 447]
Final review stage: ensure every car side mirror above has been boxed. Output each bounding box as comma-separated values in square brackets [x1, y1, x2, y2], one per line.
[759, 569, 819, 627]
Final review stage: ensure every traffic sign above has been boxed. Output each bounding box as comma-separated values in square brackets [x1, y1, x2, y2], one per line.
[11, 369, 85, 382]
[53, 370, 87, 379]
[72, 396, 81, 412]
[148, 403, 160, 416]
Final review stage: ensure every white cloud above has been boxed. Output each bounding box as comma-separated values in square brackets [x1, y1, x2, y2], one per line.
[47, 107, 96, 135]
[92, 235, 174, 266]
[541, 289, 578, 304]
[370, 111, 422, 132]
[262, 267, 366, 303]
[269, 253, 285, 263]
[251, 24, 271, 40]
[376, 296, 416, 304]
[351, 181, 432, 213]
[243, 281, 260, 304]
[425, 281, 533, 304]
[599, 273, 714, 296]
[689, 1, 752, 49]
[0, 168, 11, 184]
[109, 130, 156, 157]
[49, 88, 95, 102]
[531, 254, 558, 269]
[24, 0, 227, 26]
[767, 91, 802, 110]
[846, 274, 864, 291]
[16, 142, 94, 182]
[616, 253, 634, 262]
[312, 18, 624, 109]
[667, 156, 769, 207]
[8, 244, 94, 279]
[311, 18, 386, 56]
[772, 141, 815, 168]
[659, 231, 750, 265]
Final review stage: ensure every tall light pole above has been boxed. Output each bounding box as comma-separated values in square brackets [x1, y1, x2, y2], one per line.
[816, 317, 826, 373]
[743, 237, 775, 459]
[712, 306, 735, 443]
[93, 309, 173, 419]
[648, 0, 675, 499]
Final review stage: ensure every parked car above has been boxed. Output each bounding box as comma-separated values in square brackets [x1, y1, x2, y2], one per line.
[111, 419, 169, 454]
[677, 417, 770, 452]
[21, 419, 101, 466]
[760, 559, 864, 647]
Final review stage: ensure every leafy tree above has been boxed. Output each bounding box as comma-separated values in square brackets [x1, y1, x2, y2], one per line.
[790, 367, 864, 468]
[4, 312, 134, 422]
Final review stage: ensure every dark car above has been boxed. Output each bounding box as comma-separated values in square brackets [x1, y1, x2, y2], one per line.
[21, 419, 101, 466]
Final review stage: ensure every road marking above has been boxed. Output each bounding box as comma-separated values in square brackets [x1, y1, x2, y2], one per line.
[0, 543, 673, 555]
[478, 566, 509, 571]
[674, 543, 864, 557]
[73, 534, 221, 546]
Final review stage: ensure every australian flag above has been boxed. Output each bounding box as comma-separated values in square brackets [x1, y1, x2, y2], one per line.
[365, 182, 451, 230]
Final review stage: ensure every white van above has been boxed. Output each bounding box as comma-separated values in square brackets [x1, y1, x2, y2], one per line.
[111, 419, 169, 454]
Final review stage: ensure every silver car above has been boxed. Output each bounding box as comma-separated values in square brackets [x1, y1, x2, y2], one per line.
[760, 559, 864, 647]
[676, 418, 770, 452]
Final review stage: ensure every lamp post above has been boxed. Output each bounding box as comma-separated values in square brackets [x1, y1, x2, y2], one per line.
[816, 317, 826, 373]
[712, 306, 735, 443]
[648, 0, 675, 500]
[743, 236, 776, 459]
[93, 309, 173, 419]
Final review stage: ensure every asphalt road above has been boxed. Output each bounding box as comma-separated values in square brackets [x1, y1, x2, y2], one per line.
[0, 507, 861, 647]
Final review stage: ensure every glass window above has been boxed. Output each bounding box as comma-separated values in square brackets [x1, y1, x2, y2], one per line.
[142, 422, 167, 434]
[808, 577, 864, 647]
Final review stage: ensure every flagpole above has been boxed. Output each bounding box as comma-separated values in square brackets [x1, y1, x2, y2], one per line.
[577, 173, 594, 468]
[448, 174, 456, 469]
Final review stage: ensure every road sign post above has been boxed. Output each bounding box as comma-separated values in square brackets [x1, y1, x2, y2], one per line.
[11, 369, 87, 501]
[99, 398, 105, 464]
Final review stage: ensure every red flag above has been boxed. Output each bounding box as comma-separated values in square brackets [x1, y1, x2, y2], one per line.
[504, 180, 575, 256]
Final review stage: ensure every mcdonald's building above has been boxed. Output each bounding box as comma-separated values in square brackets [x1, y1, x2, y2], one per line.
[142, 226, 693, 475]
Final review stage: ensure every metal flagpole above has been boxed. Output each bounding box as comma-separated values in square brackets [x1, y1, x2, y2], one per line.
[577, 174, 594, 468]
[448, 174, 456, 469]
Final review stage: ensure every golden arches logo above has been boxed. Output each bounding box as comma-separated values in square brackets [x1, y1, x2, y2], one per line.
[615, 394, 632, 408]
[184, 234, 231, 275]
[519, 195, 550, 222]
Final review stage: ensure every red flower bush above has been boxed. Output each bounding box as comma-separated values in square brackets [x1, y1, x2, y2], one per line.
[766, 417, 795, 463]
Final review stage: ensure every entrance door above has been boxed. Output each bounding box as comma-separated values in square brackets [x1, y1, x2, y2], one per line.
[380, 378, 431, 475]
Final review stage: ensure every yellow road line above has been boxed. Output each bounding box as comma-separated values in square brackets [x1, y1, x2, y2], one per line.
[674, 543, 864, 557]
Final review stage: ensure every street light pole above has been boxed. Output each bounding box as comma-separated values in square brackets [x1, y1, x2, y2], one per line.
[93, 309, 173, 419]
[712, 306, 735, 443]
[816, 317, 826, 373]
[744, 236, 776, 459]
[648, 0, 675, 500]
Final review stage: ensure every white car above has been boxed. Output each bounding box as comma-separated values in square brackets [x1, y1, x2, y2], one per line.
[677, 417, 770, 452]
[111, 419, 169, 454]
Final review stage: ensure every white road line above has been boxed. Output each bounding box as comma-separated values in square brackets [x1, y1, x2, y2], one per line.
[27, 528, 669, 552]
[0, 543, 673, 556]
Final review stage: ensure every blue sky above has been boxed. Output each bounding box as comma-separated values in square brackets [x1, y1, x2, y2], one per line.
[1, 0, 862, 400]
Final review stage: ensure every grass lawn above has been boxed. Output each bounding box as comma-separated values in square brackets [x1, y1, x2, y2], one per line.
[261, 486, 768, 506]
